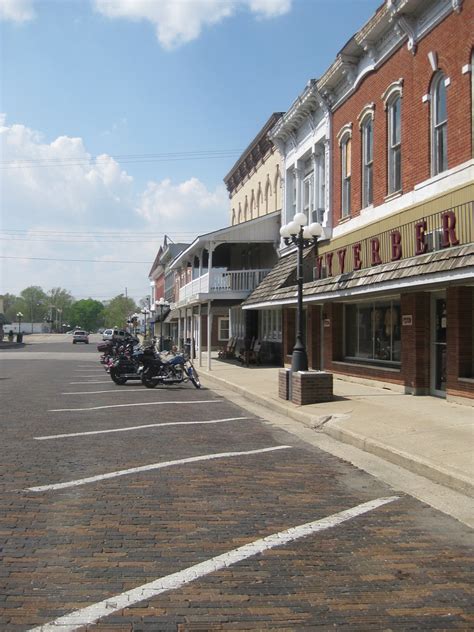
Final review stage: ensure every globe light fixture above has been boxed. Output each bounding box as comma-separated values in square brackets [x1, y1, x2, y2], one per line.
[280, 214, 325, 372]
[155, 297, 170, 351]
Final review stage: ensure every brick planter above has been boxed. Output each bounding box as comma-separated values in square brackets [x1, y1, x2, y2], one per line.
[278, 368, 291, 400]
[291, 371, 333, 405]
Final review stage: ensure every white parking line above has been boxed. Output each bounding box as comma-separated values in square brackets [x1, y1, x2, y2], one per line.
[35, 417, 255, 440]
[69, 381, 113, 384]
[27, 496, 399, 632]
[25, 445, 292, 492]
[50, 399, 221, 412]
[62, 389, 147, 395]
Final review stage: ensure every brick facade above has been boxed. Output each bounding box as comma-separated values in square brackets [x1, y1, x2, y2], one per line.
[332, 5, 473, 223]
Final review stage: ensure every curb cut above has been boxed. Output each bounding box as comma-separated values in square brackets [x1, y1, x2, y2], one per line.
[200, 371, 473, 499]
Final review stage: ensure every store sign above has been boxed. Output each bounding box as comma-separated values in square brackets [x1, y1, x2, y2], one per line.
[315, 210, 460, 279]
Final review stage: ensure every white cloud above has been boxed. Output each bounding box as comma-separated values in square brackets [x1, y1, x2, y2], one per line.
[0, 0, 35, 22]
[136, 176, 228, 233]
[1, 115, 134, 227]
[93, 0, 292, 49]
[0, 114, 230, 298]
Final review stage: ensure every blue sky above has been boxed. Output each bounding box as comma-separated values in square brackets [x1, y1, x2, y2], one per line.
[1, 0, 380, 302]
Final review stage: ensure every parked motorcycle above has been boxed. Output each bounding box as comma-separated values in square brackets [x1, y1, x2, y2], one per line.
[107, 338, 142, 385]
[139, 347, 201, 389]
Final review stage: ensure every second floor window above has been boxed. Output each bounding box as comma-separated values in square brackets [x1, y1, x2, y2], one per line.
[361, 118, 373, 207]
[388, 95, 401, 194]
[341, 136, 351, 217]
[431, 73, 448, 175]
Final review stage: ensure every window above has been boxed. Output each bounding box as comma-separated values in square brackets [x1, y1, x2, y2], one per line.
[341, 136, 352, 216]
[431, 73, 448, 175]
[345, 300, 401, 365]
[260, 309, 282, 341]
[218, 316, 230, 341]
[388, 96, 401, 193]
[361, 118, 373, 207]
[303, 158, 313, 221]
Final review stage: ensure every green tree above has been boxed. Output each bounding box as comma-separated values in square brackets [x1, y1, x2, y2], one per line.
[47, 287, 74, 332]
[68, 299, 105, 333]
[20, 286, 48, 328]
[103, 294, 137, 328]
[2, 293, 19, 322]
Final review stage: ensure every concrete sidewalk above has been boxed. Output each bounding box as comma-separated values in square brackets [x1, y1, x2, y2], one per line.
[196, 355, 473, 499]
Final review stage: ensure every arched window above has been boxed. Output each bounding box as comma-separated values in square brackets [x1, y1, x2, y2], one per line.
[265, 178, 271, 213]
[250, 190, 255, 220]
[231, 208, 236, 226]
[340, 134, 352, 217]
[257, 184, 263, 214]
[387, 95, 401, 194]
[238, 203, 242, 224]
[431, 72, 448, 175]
[274, 167, 281, 211]
[244, 197, 249, 222]
[361, 116, 373, 207]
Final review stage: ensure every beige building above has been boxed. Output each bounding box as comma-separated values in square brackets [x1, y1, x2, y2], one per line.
[224, 113, 284, 226]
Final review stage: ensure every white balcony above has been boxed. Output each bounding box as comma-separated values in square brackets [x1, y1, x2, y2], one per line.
[178, 268, 271, 304]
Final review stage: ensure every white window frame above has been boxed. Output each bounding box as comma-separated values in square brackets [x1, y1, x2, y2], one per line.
[217, 316, 230, 341]
[431, 72, 448, 176]
[387, 95, 402, 194]
[361, 117, 373, 208]
[341, 134, 352, 217]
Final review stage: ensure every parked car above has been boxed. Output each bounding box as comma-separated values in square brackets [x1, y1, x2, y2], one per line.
[73, 330, 89, 344]
[102, 328, 128, 341]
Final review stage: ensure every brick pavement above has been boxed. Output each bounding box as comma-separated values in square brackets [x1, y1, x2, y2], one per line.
[0, 345, 473, 630]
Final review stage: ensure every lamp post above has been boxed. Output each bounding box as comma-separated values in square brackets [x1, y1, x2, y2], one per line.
[141, 308, 150, 339]
[16, 312, 23, 334]
[155, 297, 170, 352]
[280, 212, 323, 373]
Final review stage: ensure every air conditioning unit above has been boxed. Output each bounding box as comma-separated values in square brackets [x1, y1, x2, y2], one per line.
[313, 265, 328, 280]
[425, 228, 443, 252]
[312, 208, 325, 224]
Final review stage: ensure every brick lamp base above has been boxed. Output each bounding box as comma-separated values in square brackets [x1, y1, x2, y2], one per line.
[290, 370, 333, 405]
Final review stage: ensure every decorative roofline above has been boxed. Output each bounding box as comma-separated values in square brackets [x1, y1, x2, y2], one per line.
[224, 112, 284, 193]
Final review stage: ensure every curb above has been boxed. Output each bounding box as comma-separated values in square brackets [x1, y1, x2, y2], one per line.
[200, 370, 473, 498]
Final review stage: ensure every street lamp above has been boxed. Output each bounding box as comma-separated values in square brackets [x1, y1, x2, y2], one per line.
[155, 297, 170, 352]
[16, 312, 23, 333]
[280, 212, 324, 373]
[141, 307, 150, 339]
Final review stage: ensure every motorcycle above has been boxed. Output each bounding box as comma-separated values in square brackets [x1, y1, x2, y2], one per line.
[139, 348, 201, 389]
[108, 338, 142, 385]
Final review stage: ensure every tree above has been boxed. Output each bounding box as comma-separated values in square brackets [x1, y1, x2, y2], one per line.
[20, 286, 48, 328]
[68, 299, 105, 333]
[2, 293, 19, 322]
[103, 294, 137, 328]
[47, 287, 74, 332]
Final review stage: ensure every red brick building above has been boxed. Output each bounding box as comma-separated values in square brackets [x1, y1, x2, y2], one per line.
[245, 0, 473, 403]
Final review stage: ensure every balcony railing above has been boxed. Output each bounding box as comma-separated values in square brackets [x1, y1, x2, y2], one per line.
[178, 268, 271, 303]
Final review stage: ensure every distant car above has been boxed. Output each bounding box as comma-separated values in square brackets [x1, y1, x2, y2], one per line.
[73, 330, 89, 344]
[102, 328, 128, 341]
[66, 330, 74, 335]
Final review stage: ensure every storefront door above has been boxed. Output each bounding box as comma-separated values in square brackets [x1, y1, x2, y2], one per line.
[431, 295, 447, 397]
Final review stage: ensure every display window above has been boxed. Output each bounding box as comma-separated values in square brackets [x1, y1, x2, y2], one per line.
[345, 300, 401, 365]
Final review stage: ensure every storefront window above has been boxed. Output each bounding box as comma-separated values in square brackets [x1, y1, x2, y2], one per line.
[345, 300, 401, 365]
[260, 309, 282, 342]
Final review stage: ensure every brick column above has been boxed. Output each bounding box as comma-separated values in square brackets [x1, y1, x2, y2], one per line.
[307, 305, 322, 370]
[401, 292, 430, 394]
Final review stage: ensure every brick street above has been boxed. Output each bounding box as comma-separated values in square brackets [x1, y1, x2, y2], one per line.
[0, 341, 473, 631]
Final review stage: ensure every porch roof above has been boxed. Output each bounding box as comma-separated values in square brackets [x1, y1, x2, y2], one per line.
[243, 244, 474, 309]
[168, 211, 280, 271]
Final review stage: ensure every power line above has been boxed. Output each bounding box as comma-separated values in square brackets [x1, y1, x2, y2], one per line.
[0, 148, 241, 170]
[1, 256, 151, 264]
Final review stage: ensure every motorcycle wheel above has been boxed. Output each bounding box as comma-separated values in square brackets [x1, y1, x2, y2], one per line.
[110, 368, 127, 385]
[188, 366, 201, 389]
[141, 372, 160, 388]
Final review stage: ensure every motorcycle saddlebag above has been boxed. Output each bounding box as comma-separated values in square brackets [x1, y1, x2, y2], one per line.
[97, 342, 112, 352]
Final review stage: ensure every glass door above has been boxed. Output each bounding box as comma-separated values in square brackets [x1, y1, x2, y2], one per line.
[432, 297, 447, 396]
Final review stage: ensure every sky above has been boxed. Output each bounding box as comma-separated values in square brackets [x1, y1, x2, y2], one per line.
[1, 0, 380, 303]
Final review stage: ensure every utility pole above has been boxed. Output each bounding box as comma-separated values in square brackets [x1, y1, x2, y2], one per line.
[125, 287, 128, 299]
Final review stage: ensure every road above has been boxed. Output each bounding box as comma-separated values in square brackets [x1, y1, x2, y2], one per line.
[1, 338, 472, 630]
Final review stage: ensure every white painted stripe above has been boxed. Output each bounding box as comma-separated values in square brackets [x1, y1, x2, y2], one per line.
[50, 399, 221, 412]
[35, 417, 254, 440]
[25, 446, 292, 492]
[27, 496, 399, 632]
[69, 381, 113, 384]
[62, 389, 147, 395]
